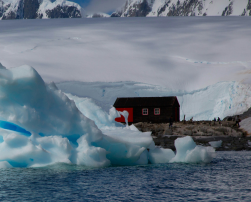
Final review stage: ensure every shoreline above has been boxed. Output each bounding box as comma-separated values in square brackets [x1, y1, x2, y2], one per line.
[134, 121, 251, 151]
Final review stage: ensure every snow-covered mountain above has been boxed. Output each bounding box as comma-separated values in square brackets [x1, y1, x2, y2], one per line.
[86, 12, 111, 18]
[0, 0, 81, 19]
[111, 0, 251, 17]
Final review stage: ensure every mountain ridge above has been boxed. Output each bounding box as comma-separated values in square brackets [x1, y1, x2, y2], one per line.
[0, 0, 81, 19]
[1, 0, 251, 19]
[111, 0, 251, 17]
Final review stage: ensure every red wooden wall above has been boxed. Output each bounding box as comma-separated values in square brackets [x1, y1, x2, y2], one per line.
[115, 108, 133, 123]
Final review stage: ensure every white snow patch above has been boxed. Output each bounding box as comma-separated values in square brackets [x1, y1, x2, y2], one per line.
[240, 117, 251, 135]
[209, 140, 222, 148]
[37, 0, 81, 19]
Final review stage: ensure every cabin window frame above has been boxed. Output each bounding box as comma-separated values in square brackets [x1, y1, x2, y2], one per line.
[154, 108, 160, 115]
[142, 108, 148, 115]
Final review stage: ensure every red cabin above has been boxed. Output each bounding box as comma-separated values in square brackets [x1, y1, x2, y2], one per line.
[113, 96, 180, 124]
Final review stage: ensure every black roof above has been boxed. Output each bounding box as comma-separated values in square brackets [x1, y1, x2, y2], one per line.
[113, 96, 179, 107]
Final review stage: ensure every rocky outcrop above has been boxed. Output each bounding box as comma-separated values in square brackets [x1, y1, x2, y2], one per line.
[167, 0, 203, 16]
[242, 0, 251, 16]
[125, 0, 151, 17]
[224, 107, 251, 122]
[1, 0, 24, 19]
[111, 0, 151, 17]
[0, 0, 81, 20]
[23, 0, 39, 19]
[222, 1, 233, 16]
[44, 5, 81, 18]
[112, 0, 251, 17]
[134, 121, 250, 151]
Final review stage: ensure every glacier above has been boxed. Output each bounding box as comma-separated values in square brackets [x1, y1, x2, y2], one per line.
[1, 17, 251, 92]
[0, 65, 216, 168]
[60, 81, 251, 121]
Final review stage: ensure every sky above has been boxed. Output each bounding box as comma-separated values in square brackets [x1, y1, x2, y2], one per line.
[78, 0, 126, 14]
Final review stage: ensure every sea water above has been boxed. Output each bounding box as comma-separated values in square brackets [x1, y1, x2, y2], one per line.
[0, 151, 251, 201]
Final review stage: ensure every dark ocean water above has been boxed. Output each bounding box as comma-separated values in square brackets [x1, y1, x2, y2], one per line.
[1, 151, 251, 202]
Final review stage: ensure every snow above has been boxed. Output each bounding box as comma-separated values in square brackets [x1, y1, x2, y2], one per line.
[209, 140, 222, 148]
[230, 0, 248, 16]
[130, 0, 250, 17]
[202, 0, 235, 16]
[148, 0, 166, 16]
[86, 13, 111, 18]
[240, 117, 251, 135]
[65, 93, 120, 129]
[1, 17, 251, 91]
[37, 0, 81, 19]
[1, 0, 22, 19]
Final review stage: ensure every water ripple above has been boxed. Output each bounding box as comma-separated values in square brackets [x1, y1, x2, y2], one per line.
[0, 151, 251, 201]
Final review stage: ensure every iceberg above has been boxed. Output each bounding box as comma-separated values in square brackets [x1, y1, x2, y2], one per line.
[171, 136, 216, 163]
[0, 65, 216, 167]
[209, 140, 222, 148]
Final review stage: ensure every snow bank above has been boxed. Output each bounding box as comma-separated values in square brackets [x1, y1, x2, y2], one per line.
[65, 93, 120, 129]
[2, 17, 251, 92]
[240, 117, 251, 135]
[0, 65, 215, 167]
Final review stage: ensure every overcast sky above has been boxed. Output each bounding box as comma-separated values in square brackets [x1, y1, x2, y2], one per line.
[79, 0, 126, 14]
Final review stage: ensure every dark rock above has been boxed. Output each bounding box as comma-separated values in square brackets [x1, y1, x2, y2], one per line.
[127, 0, 151, 17]
[134, 121, 249, 151]
[157, 0, 170, 16]
[168, 0, 203, 16]
[224, 107, 251, 121]
[111, 12, 121, 17]
[23, 0, 39, 19]
[45, 5, 81, 18]
[222, 2, 233, 16]
[2, 1, 23, 19]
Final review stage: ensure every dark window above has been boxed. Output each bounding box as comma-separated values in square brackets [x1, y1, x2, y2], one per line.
[142, 108, 148, 115]
[154, 108, 160, 115]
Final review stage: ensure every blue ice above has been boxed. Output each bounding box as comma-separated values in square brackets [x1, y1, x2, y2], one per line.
[0, 120, 31, 136]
